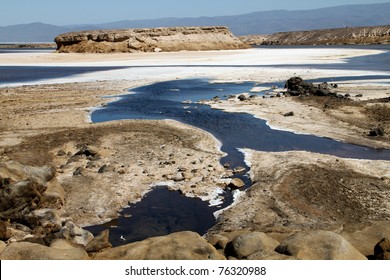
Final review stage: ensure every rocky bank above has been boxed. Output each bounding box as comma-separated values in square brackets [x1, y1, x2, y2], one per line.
[240, 25, 390, 45]
[55, 26, 249, 53]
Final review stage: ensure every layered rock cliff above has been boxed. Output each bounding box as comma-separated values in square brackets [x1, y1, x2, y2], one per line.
[240, 25, 390, 45]
[55, 26, 249, 53]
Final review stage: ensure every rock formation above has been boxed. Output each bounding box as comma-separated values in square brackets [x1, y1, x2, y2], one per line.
[240, 25, 390, 45]
[55, 26, 249, 53]
[284, 76, 339, 97]
[94, 231, 226, 260]
[275, 230, 367, 260]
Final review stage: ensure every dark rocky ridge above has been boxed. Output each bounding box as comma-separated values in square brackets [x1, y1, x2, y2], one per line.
[55, 26, 249, 53]
[240, 25, 390, 45]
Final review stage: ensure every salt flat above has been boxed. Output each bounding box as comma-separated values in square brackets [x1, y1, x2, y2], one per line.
[1, 48, 388, 88]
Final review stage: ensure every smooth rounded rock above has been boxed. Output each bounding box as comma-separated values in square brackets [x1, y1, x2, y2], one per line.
[94, 231, 226, 260]
[275, 230, 367, 260]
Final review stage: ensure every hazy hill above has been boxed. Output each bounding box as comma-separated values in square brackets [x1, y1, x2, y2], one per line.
[0, 22, 72, 43]
[1, 2, 389, 42]
[99, 3, 390, 35]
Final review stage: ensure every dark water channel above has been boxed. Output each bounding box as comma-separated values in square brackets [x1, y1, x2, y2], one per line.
[88, 77, 390, 246]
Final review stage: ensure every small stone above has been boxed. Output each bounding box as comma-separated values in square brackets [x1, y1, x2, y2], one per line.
[368, 125, 385, 137]
[238, 94, 248, 101]
[283, 111, 294, 117]
[56, 150, 66, 156]
[98, 164, 115, 173]
[172, 172, 184, 182]
[117, 169, 126, 175]
[74, 145, 99, 157]
[73, 167, 84, 176]
[228, 178, 245, 189]
[233, 166, 246, 174]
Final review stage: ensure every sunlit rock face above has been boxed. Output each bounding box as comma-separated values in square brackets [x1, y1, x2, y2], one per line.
[55, 26, 249, 53]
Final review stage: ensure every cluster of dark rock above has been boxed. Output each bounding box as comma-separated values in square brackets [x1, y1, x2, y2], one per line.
[369, 125, 385, 137]
[284, 76, 341, 97]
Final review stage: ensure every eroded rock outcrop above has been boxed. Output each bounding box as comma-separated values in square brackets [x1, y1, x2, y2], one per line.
[0, 160, 103, 259]
[55, 26, 249, 53]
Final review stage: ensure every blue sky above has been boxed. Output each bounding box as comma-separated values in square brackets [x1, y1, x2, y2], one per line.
[0, 0, 387, 26]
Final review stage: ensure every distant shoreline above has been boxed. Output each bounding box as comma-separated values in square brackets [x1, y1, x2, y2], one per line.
[240, 25, 390, 46]
[0, 43, 56, 49]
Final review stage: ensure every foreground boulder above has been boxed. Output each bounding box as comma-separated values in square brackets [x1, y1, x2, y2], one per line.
[275, 230, 367, 260]
[0, 241, 89, 260]
[55, 26, 249, 53]
[224, 232, 280, 259]
[340, 221, 390, 257]
[94, 231, 226, 260]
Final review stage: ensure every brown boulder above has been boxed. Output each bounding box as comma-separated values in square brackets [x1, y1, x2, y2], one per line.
[373, 238, 390, 260]
[0, 241, 89, 260]
[26, 209, 62, 233]
[94, 231, 226, 260]
[247, 250, 297, 260]
[275, 230, 367, 260]
[225, 232, 280, 259]
[40, 178, 65, 208]
[341, 221, 390, 256]
[207, 234, 230, 250]
[53, 221, 94, 246]
[86, 229, 112, 253]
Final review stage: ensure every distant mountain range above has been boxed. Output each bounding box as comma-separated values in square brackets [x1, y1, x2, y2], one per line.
[1, 2, 390, 43]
